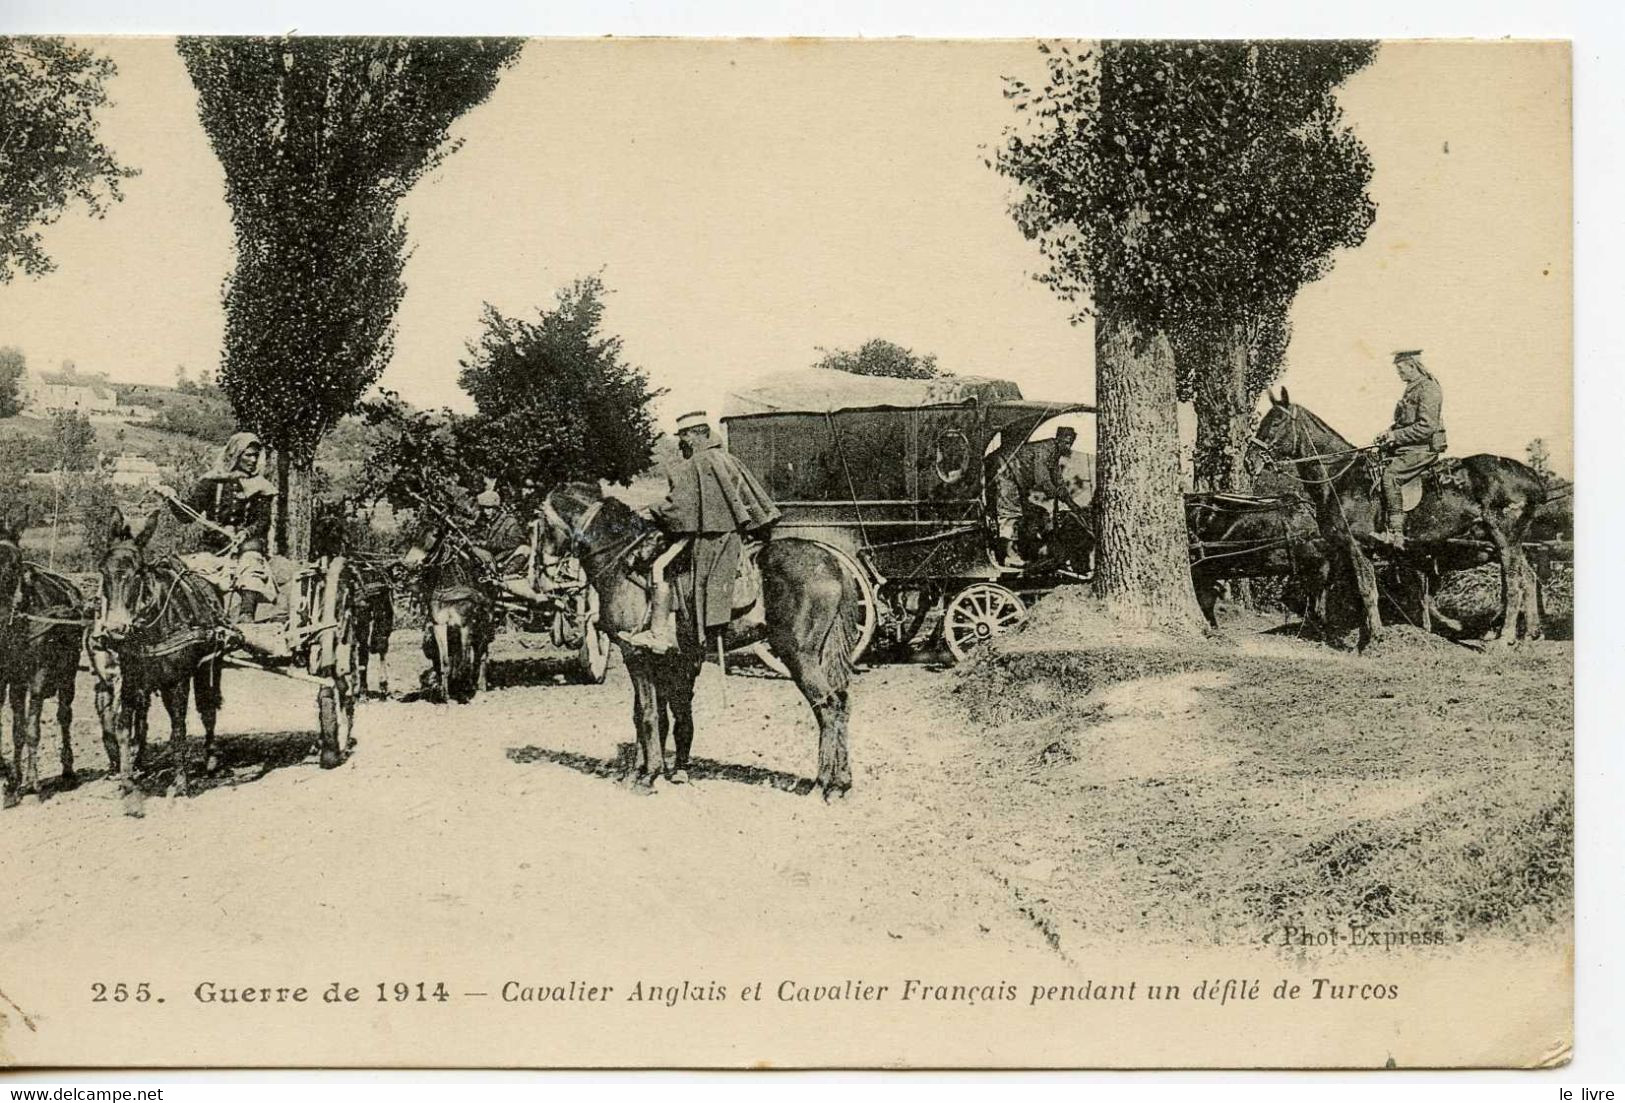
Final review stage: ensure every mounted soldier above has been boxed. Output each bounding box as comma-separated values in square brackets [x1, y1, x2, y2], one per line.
[619, 410, 781, 654]
[152, 430, 294, 656]
[1371, 349, 1447, 550]
[992, 424, 1085, 568]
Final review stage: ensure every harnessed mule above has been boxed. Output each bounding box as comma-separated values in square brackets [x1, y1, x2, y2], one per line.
[94, 507, 230, 808]
[415, 531, 494, 704]
[0, 530, 89, 805]
[1246, 389, 1546, 648]
[541, 484, 859, 798]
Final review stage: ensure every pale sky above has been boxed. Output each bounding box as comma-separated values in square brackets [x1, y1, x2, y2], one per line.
[0, 38, 1572, 473]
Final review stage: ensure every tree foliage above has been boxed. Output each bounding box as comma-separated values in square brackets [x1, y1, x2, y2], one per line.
[999, 40, 1377, 493]
[999, 40, 1376, 332]
[0, 346, 26, 417]
[177, 36, 523, 554]
[812, 338, 939, 379]
[0, 37, 137, 283]
[456, 276, 664, 503]
[355, 391, 479, 519]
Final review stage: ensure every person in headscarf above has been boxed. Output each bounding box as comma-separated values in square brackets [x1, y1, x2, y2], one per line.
[619, 410, 781, 653]
[154, 431, 289, 654]
[1371, 350, 1448, 549]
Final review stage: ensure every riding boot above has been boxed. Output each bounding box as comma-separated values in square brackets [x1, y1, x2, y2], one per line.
[618, 577, 679, 654]
[1371, 475, 1408, 550]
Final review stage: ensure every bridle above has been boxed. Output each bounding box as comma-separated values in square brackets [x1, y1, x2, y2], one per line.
[1249, 406, 1375, 487]
[99, 543, 194, 641]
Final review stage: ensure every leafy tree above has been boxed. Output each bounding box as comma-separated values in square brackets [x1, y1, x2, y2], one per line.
[0, 37, 138, 282]
[0, 345, 26, 416]
[812, 338, 939, 380]
[997, 41, 1376, 626]
[456, 276, 665, 509]
[1161, 43, 1378, 490]
[50, 409, 95, 471]
[355, 391, 479, 520]
[1525, 438, 1555, 481]
[177, 36, 523, 557]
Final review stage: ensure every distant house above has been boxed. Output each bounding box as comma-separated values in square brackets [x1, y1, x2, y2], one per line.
[20, 366, 153, 421]
[108, 453, 163, 488]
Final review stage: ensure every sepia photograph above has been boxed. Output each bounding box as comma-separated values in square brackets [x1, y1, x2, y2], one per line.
[0, 32, 1574, 1069]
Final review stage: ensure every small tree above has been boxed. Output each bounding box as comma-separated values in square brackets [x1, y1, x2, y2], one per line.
[178, 36, 523, 557]
[456, 276, 665, 506]
[0, 346, 26, 416]
[812, 338, 940, 379]
[50, 409, 95, 471]
[356, 391, 479, 520]
[1526, 438, 1555, 481]
[0, 37, 138, 283]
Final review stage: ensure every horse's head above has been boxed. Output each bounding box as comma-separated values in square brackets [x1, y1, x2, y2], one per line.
[0, 521, 27, 626]
[1245, 387, 1300, 478]
[540, 483, 650, 571]
[96, 506, 160, 645]
[539, 482, 607, 560]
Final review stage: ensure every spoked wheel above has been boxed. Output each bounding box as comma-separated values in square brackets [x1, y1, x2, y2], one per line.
[574, 586, 612, 684]
[942, 582, 1027, 662]
[746, 540, 880, 676]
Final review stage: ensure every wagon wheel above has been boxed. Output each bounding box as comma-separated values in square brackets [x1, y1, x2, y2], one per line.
[747, 541, 879, 676]
[942, 582, 1027, 662]
[574, 585, 612, 684]
[315, 557, 358, 770]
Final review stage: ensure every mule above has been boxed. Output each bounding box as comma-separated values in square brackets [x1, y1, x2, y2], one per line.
[540, 483, 859, 797]
[1246, 389, 1547, 648]
[94, 507, 228, 809]
[0, 530, 87, 805]
[350, 559, 396, 698]
[416, 535, 494, 704]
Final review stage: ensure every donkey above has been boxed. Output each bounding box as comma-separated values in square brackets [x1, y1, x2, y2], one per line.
[0, 527, 88, 805]
[94, 507, 228, 806]
[1246, 389, 1547, 648]
[415, 533, 494, 704]
[540, 483, 859, 797]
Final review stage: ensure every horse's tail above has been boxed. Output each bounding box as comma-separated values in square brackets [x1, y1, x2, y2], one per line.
[815, 557, 860, 698]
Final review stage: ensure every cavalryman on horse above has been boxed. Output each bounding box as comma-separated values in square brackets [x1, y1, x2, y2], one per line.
[619, 410, 781, 654]
[1370, 349, 1447, 550]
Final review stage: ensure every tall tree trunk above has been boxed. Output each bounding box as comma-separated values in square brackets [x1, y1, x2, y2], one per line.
[1093, 313, 1206, 632]
[1190, 320, 1255, 493]
[281, 454, 314, 560]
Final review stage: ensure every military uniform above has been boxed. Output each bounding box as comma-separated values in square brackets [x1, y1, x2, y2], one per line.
[1377, 352, 1447, 538]
[650, 436, 781, 645]
[991, 433, 1079, 566]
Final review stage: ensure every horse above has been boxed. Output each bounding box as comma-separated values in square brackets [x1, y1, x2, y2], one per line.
[1184, 491, 1329, 631]
[415, 533, 494, 704]
[0, 529, 88, 805]
[1245, 389, 1547, 648]
[94, 506, 228, 808]
[540, 483, 859, 797]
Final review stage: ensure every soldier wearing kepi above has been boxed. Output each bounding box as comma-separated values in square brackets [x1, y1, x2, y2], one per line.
[470, 479, 556, 605]
[620, 410, 781, 654]
[1371, 349, 1447, 550]
[993, 425, 1083, 568]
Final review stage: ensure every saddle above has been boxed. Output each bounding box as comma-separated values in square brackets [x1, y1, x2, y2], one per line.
[1375, 454, 1465, 513]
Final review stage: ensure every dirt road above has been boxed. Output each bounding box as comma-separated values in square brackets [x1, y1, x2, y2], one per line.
[0, 614, 1572, 1068]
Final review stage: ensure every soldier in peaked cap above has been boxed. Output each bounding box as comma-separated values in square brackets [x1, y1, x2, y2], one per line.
[619, 410, 782, 653]
[1371, 350, 1447, 549]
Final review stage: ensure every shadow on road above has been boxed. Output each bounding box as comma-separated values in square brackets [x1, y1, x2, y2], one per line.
[506, 742, 812, 794]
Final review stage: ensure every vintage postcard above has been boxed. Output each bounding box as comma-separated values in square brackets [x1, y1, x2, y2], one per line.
[0, 37, 1571, 1068]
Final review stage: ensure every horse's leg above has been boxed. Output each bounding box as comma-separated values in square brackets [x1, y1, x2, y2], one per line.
[626, 656, 661, 788]
[160, 678, 192, 797]
[10, 682, 38, 803]
[1, 684, 13, 802]
[433, 621, 452, 701]
[1523, 556, 1545, 640]
[667, 658, 698, 783]
[55, 664, 77, 789]
[1486, 524, 1530, 646]
[195, 659, 222, 775]
[1193, 575, 1220, 629]
[114, 684, 143, 816]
